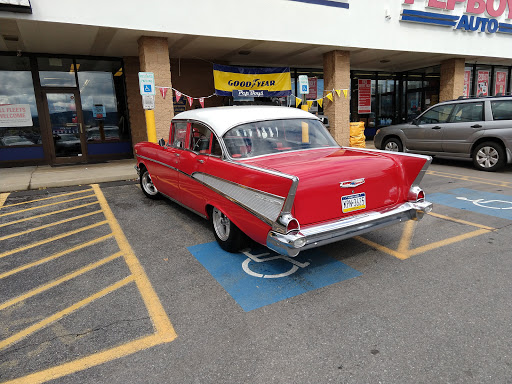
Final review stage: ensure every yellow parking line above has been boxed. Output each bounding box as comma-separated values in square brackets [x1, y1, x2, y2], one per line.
[92, 184, 176, 340]
[0, 234, 113, 280]
[0, 189, 93, 209]
[0, 221, 108, 259]
[0, 210, 103, 241]
[0, 201, 100, 229]
[407, 229, 490, 257]
[355, 235, 408, 260]
[0, 276, 134, 351]
[0, 252, 123, 311]
[428, 212, 495, 230]
[0, 193, 9, 208]
[397, 221, 415, 254]
[3, 333, 165, 384]
[0, 194, 96, 218]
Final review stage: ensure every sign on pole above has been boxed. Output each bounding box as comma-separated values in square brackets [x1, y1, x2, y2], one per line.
[138, 72, 155, 96]
[298, 75, 309, 95]
[142, 95, 155, 110]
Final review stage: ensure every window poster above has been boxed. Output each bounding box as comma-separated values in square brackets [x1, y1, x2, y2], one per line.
[477, 70, 489, 96]
[494, 71, 508, 96]
[463, 70, 471, 97]
[358, 79, 371, 114]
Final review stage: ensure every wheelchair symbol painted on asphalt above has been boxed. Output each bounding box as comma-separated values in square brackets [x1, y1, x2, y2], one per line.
[241, 249, 310, 278]
[456, 196, 512, 210]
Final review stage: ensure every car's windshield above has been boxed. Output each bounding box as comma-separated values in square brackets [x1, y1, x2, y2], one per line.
[222, 118, 338, 158]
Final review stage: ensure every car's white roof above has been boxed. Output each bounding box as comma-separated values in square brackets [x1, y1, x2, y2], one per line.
[172, 106, 321, 137]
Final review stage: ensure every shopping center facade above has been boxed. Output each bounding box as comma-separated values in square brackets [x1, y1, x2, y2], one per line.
[1, 0, 512, 167]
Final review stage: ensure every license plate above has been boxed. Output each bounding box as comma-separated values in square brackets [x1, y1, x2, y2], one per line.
[342, 192, 366, 213]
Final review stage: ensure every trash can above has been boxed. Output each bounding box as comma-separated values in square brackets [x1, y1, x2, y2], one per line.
[349, 122, 366, 148]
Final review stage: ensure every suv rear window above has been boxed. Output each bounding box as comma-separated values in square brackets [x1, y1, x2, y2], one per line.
[450, 102, 484, 123]
[491, 100, 512, 121]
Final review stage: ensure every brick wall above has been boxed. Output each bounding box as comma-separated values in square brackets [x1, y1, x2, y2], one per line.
[440, 58, 465, 102]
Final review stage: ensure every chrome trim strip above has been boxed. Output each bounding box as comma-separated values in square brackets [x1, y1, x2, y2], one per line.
[267, 200, 433, 257]
[137, 155, 180, 173]
[347, 146, 432, 160]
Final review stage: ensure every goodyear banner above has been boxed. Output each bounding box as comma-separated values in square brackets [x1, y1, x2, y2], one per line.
[213, 64, 292, 97]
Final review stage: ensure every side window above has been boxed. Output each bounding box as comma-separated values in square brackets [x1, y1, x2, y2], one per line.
[417, 104, 454, 125]
[171, 122, 187, 149]
[449, 102, 484, 123]
[491, 100, 512, 121]
[211, 135, 222, 157]
[189, 123, 212, 153]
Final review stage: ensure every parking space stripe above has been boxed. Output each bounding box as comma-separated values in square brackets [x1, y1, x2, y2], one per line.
[0, 201, 100, 229]
[0, 210, 103, 241]
[0, 251, 124, 311]
[0, 276, 134, 351]
[428, 212, 495, 230]
[0, 221, 108, 259]
[427, 170, 512, 189]
[0, 193, 9, 208]
[0, 194, 96, 218]
[0, 234, 113, 280]
[407, 229, 490, 257]
[0, 189, 93, 210]
[397, 221, 415, 254]
[355, 235, 409, 260]
[3, 333, 166, 384]
[91, 184, 176, 340]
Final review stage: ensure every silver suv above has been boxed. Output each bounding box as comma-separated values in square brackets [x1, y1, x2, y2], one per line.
[374, 96, 512, 171]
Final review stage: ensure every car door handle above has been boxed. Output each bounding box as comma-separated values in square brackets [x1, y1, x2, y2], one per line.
[197, 159, 205, 164]
[471, 124, 482, 128]
[175, 153, 180, 157]
[432, 126, 442, 130]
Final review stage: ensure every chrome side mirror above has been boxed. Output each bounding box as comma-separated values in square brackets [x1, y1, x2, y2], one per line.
[158, 138, 166, 147]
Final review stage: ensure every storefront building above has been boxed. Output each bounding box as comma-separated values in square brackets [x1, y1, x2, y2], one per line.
[1, 0, 512, 167]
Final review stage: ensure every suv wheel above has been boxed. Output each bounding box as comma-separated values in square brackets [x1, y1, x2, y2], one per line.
[472, 141, 506, 172]
[382, 138, 403, 152]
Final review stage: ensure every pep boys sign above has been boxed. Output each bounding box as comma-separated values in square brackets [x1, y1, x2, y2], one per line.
[402, 0, 512, 35]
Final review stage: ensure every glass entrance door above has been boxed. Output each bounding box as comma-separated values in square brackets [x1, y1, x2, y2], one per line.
[44, 91, 87, 163]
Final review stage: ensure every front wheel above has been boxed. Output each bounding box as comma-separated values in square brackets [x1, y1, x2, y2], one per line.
[382, 137, 403, 152]
[140, 168, 160, 199]
[210, 207, 245, 253]
[472, 142, 506, 172]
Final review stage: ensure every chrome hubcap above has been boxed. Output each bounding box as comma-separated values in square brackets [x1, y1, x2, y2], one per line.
[476, 146, 499, 168]
[142, 172, 158, 195]
[212, 208, 230, 241]
[385, 142, 399, 151]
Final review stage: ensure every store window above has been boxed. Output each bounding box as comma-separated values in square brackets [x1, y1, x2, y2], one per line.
[38, 57, 77, 87]
[475, 66, 491, 96]
[0, 56, 42, 159]
[76, 59, 130, 143]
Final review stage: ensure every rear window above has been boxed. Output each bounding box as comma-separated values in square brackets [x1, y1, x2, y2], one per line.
[223, 118, 338, 159]
[491, 100, 512, 121]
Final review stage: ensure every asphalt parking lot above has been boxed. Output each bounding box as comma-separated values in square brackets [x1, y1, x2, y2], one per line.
[1, 160, 511, 384]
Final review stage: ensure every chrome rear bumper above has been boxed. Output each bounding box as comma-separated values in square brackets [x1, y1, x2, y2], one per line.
[266, 200, 433, 257]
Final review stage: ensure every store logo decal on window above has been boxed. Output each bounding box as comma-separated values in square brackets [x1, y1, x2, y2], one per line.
[289, 0, 349, 9]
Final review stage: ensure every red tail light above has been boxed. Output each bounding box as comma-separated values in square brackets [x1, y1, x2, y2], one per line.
[286, 218, 300, 233]
[408, 186, 425, 202]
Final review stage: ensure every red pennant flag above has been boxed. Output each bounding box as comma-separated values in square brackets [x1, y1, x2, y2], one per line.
[160, 87, 168, 99]
[199, 97, 205, 108]
[175, 90, 182, 103]
[187, 96, 193, 107]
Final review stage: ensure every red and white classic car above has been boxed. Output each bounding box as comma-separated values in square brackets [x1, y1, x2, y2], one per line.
[135, 106, 433, 257]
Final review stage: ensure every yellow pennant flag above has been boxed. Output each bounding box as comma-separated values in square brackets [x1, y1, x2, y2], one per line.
[326, 92, 333, 102]
[317, 98, 323, 108]
[335, 89, 341, 97]
[343, 89, 348, 98]
[307, 100, 313, 110]
[295, 97, 302, 107]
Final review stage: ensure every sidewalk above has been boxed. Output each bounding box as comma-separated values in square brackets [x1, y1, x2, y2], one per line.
[0, 159, 138, 193]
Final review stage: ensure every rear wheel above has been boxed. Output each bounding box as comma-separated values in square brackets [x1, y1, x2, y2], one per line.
[472, 141, 506, 172]
[210, 207, 245, 252]
[382, 137, 403, 152]
[140, 167, 160, 199]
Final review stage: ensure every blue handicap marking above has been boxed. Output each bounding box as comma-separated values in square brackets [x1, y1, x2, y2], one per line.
[144, 84, 152, 93]
[188, 242, 362, 312]
[428, 188, 512, 220]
